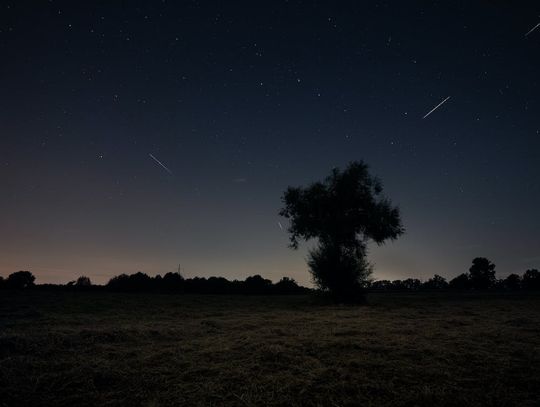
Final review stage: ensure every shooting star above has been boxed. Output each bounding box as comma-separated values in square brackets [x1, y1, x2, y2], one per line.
[422, 96, 451, 119]
[149, 153, 173, 175]
[277, 221, 284, 230]
[525, 22, 540, 37]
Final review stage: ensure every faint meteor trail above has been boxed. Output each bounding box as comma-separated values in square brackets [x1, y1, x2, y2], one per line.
[525, 22, 540, 37]
[149, 153, 173, 175]
[422, 96, 451, 119]
[277, 221, 284, 230]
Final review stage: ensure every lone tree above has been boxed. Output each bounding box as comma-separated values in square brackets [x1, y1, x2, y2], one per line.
[279, 161, 404, 302]
[468, 257, 496, 290]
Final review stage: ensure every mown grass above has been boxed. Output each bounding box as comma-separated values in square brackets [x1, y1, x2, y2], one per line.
[1, 290, 539, 406]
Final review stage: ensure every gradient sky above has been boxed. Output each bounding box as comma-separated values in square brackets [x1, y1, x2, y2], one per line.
[1, 1, 539, 286]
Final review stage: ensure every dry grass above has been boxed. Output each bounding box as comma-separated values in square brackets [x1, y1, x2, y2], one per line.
[1, 290, 539, 406]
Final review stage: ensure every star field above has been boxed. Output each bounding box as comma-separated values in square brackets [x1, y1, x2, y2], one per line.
[1, 1, 539, 284]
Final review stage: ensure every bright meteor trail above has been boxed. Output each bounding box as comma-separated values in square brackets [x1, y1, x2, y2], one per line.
[422, 96, 451, 119]
[149, 153, 173, 175]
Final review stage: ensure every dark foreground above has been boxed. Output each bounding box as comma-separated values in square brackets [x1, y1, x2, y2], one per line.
[1, 291, 539, 407]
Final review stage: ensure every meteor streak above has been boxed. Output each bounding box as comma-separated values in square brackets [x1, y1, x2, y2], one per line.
[422, 96, 451, 119]
[149, 153, 173, 175]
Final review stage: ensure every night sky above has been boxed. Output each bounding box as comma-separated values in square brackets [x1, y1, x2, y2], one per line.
[1, 1, 539, 285]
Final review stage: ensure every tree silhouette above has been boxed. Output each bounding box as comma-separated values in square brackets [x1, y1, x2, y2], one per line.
[6, 271, 35, 289]
[469, 257, 496, 290]
[279, 161, 404, 302]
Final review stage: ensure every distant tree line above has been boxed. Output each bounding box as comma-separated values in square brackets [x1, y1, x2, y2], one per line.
[367, 258, 540, 292]
[0, 270, 309, 295]
[105, 273, 308, 295]
[1, 258, 539, 293]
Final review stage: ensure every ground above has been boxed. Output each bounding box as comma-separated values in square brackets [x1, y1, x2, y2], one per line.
[1, 290, 539, 407]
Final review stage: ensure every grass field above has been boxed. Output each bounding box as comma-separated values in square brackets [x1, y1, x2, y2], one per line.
[1, 290, 539, 406]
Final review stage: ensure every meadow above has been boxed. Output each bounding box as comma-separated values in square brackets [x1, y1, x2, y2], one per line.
[1, 290, 539, 406]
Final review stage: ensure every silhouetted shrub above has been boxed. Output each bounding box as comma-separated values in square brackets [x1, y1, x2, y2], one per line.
[522, 269, 540, 290]
[6, 271, 35, 289]
[469, 257, 496, 289]
[449, 273, 471, 290]
[279, 161, 404, 302]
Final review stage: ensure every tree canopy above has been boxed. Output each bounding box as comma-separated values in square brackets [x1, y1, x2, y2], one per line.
[280, 161, 403, 251]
